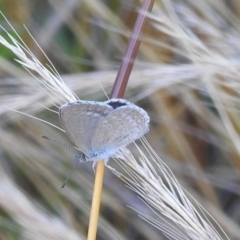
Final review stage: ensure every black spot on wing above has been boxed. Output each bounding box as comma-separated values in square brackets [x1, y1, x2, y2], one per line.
[107, 100, 127, 109]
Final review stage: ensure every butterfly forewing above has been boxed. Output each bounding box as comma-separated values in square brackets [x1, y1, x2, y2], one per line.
[91, 104, 149, 154]
[59, 101, 113, 156]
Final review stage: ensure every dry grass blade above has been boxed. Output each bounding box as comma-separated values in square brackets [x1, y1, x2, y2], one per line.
[0, 1, 240, 240]
[0, 12, 77, 106]
[112, 138, 230, 240]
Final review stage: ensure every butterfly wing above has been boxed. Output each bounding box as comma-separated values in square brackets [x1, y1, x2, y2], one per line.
[59, 100, 113, 156]
[91, 101, 149, 155]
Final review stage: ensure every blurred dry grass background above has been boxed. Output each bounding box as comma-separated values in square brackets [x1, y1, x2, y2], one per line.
[1, 0, 240, 239]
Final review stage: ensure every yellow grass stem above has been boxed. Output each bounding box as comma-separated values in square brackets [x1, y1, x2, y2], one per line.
[87, 161, 105, 240]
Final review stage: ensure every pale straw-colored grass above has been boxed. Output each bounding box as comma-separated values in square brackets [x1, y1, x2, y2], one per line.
[0, 7, 232, 240]
[1, 1, 240, 239]
[113, 139, 229, 240]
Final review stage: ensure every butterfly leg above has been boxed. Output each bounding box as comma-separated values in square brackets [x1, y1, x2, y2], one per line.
[104, 157, 116, 172]
[92, 161, 97, 173]
[105, 164, 116, 172]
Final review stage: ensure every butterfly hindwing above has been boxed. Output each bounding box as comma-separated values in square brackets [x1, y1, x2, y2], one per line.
[59, 100, 113, 157]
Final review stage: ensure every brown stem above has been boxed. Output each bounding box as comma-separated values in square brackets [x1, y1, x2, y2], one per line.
[111, 0, 155, 98]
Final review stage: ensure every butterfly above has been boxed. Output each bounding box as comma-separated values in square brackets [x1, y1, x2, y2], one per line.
[59, 98, 149, 167]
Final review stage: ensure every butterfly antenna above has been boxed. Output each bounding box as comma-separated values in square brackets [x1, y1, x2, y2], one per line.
[42, 135, 75, 149]
[61, 156, 80, 189]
